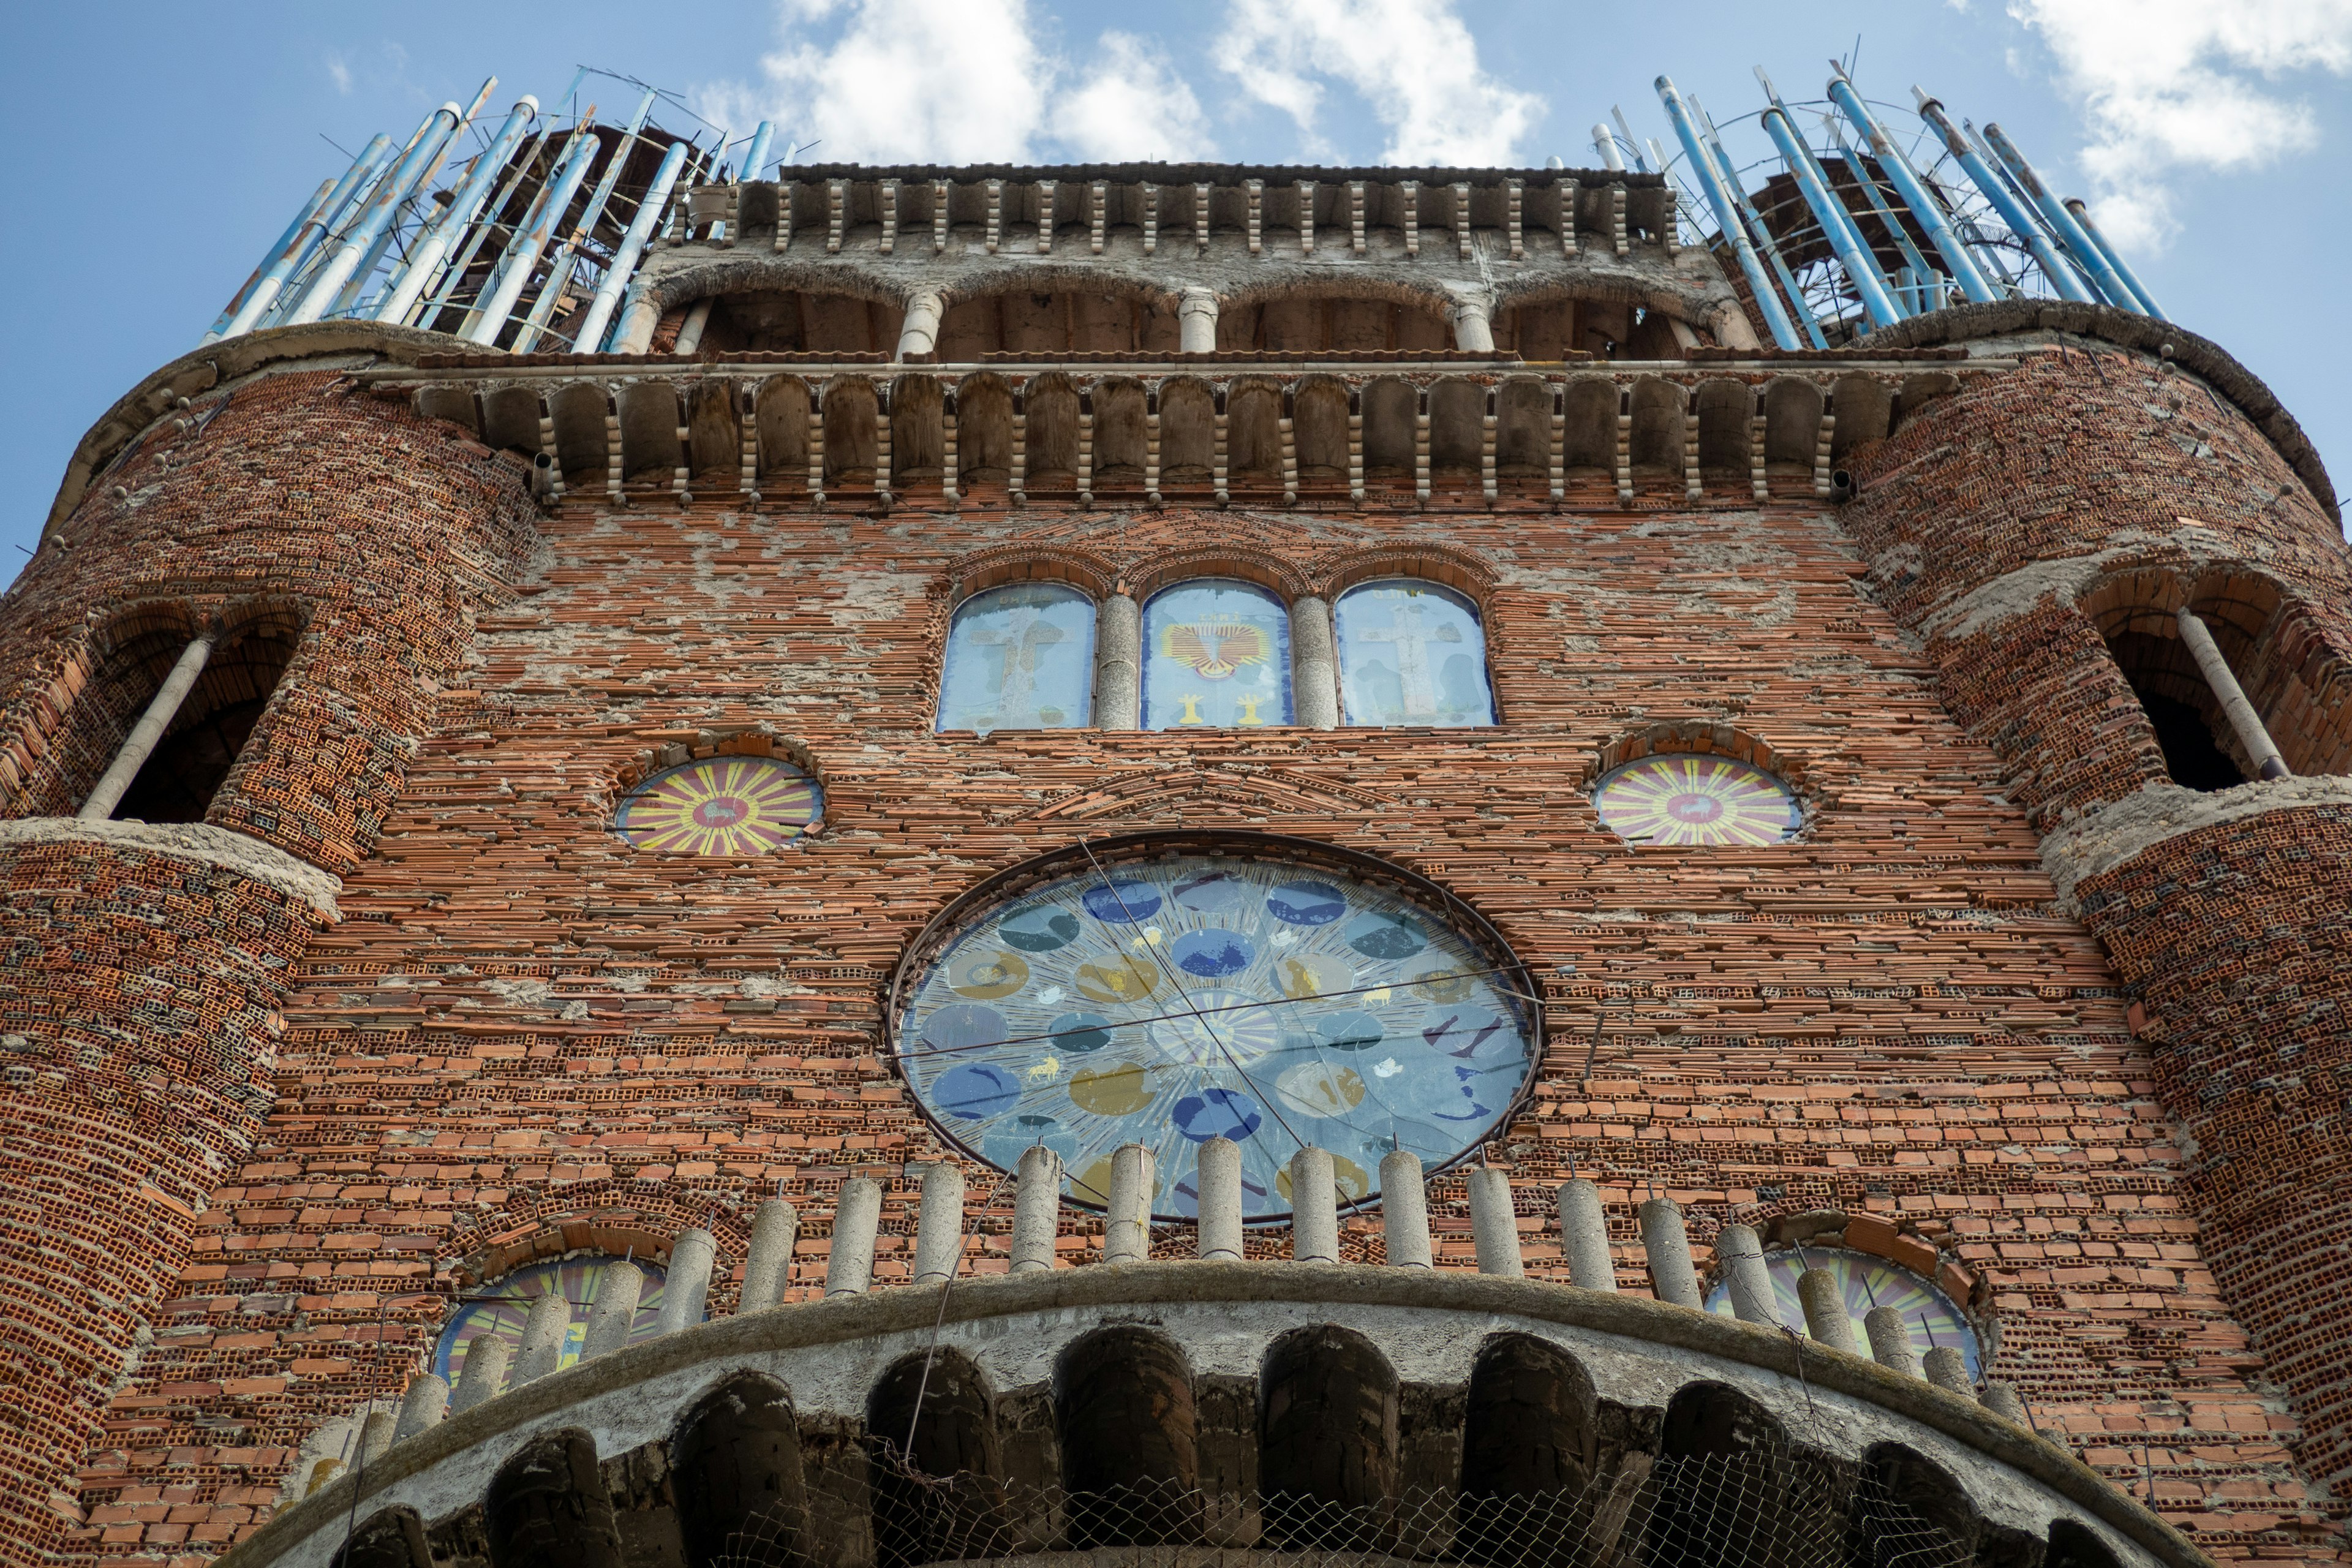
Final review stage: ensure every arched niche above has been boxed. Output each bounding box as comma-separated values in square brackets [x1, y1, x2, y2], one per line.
[1855, 1442, 1980, 1564]
[1219, 292, 1450, 352]
[1023, 373, 1080, 491]
[1158, 378, 1216, 489]
[331, 1507, 429, 1568]
[756, 377, 813, 481]
[481, 385, 541, 458]
[96, 602, 304, 827]
[484, 1428, 627, 1568]
[1695, 380, 1749, 478]
[1830, 374, 1893, 462]
[1093, 378, 1148, 488]
[1428, 379, 1485, 479]
[617, 382, 681, 481]
[551, 382, 609, 483]
[1650, 1383, 1837, 1568]
[956, 374, 1014, 489]
[1457, 1333, 1596, 1566]
[936, 287, 1177, 357]
[685, 379, 736, 477]
[1628, 378, 1685, 475]
[687, 289, 904, 354]
[891, 373, 944, 488]
[822, 376, 880, 486]
[866, 1349, 1004, 1568]
[673, 1371, 809, 1568]
[1362, 377, 1417, 480]
[1258, 1325, 1399, 1549]
[1294, 375, 1351, 483]
[1055, 1325, 1202, 1547]
[1227, 377, 1283, 484]
[1561, 379, 1616, 473]
[1763, 379, 1822, 472]
[1495, 377, 1553, 482]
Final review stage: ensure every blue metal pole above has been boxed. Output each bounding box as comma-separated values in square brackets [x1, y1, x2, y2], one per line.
[1756, 107, 1901, 330]
[1690, 94, 1827, 349]
[516, 88, 661, 350]
[577, 139, 692, 352]
[221, 137, 392, 338]
[377, 96, 541, 323]
[1979, 123, 2142, 312]
[203, 179, 332, 343]
[2064, 197, 2167, 320]
[1912, 91, 2092, 304]
[1967, 121, 2104, 301]
[1655, 76, 1803, 350]
[1825, 69, 1995, 304]
[464, 119, 603, 346]
[1823, 116, 1937, 307]
[741, 121, 776, 183]
[1755, 69, 1905, 317]
[285, 100, 468, 325]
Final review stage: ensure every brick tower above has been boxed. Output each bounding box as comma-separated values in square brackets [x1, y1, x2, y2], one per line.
[0, 69, 2345, 1568]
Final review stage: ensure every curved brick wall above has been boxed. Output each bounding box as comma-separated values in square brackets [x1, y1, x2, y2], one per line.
[0, 370, 537, 1558]
[1845, 331, 2352, 1492]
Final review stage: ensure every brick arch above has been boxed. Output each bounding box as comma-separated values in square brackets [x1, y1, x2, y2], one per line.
[1314, 540, 1500, 609]
[436, 1184, 753, 1299]
[1584, 720, 1812, 803]
[938, 542, 1121, 608]
[1126, 543, 1312, 604]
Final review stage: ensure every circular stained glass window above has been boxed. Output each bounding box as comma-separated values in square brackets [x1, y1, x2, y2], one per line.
[890, 834, 1542, 1221]
[1704, 1246, 1981, 1380]
[1594, 754, 1801, 846]
[434, 1257, 677, 1390]
[616, 755, 821, 856]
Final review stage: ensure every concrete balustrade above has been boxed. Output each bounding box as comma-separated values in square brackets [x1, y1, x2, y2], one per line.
[580, 1261, 644, 1360]
[1197, 1137, 1243, 1260]
[1467, 1166, 1524, 1277]
[740, 1200, 799, 1311]
[1638, 1197, 1702, 1308]
[1011, 1146, 1061, 1273]
[824, 1180, 883, 1297]
[659, 1228, 718, 1332]
[1379, 1148, 1433, 1267]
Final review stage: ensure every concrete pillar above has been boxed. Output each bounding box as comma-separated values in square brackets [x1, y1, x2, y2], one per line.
[1450, 292, 1496, 352]
[614, 292, 665, 355]
[1011, 1146, 1062, 1273]
[357, 1411, 397, 1467]
[1093, 592, 1142, 729]
[509, 1291, 573, 1386]
[824, 1180, 883, 1297]
[1717, 1224, 1776, 1325]
[673, 298, 714, 355]
[896, 288, 945, 361]
[913, 1163, 967, 1284]
[2177, 608, 2290, 778]
[1923, 1346, 1973, 1396]
[1379, 1149, 1432, 1267]
[1556, 1180, 1616, 1292]
[1796, 1268, 1855, 1351]
[1197, 1137, 1243, 1261]
[1289, 1146, 1340, 1264]
[659, 1227, 718, 1332]
[581, 1261, 645, 1360]
[740, 1200, 799, 1313]
[1981, 1381, 2029, 1425]
[1288, 595, 1339, 729]
[1467, 1167, 1523, 1277]
[1104, 1143, 1153, 1265]
[1178, 287, 1219, 353]
[1863, 1306, 1920, 1379]
[1638, 1198, 1702, 1308]
[450, 1337, 510, 1414]
[391, 1374, 448, 1443]
[80, 633, 216, 820]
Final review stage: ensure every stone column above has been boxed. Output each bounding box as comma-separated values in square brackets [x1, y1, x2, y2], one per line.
[1197, 1138, 1243, 1261]
[2177, 608, 2290, 778]
[1289, 1147, 1340, 1264]
[1380, 1150, 1432, 1267]
[392, 1374, 449, 1443]
[1638, 1198, 1701, 1308]
[1863, 1305, 1920, 1378]
[581, 1262, 646, 1360]
[896, 288, 946, 361]
[1796, 1268, 1855, 1350]
[824, 1180, 882, 1296]
[450, 1338, 510, 1414]
[913, 1163, 966, 1284]
[1289, 595, 1340, 729]
[1178, 288, 1220, 353]
[1011, 1146, 1062, 1273]
[509, 1292, 573, 1386]
[1093, 592, 1142, 728]
[659, 1228, 717, 1331]
[740, 1200, 799, 1312]
[1716, 1224, 1776, 1324]
[1468, 1167, 1523, 1276]
[1104, 1143, 1154, 1264]
[1450, 291, 1496, 352]
[1556, 1180, 1616, 1291]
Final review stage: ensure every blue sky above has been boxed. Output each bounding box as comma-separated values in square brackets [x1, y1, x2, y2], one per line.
[2, 1, 2345, 574]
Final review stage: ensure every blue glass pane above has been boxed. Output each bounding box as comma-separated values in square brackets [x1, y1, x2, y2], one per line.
[1334, 581, 1494, 727]
[1142, 580, 1293, 729]
[938, 583, 1097, 733]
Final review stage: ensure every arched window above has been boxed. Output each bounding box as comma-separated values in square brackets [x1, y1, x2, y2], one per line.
[1334, 581, 1494, 727]
[1703, 1246, 1980, 1379]
[937, 582, 1098, 734]
[1142, 579, 1292, 729]
[434, 1256, 672, 1394]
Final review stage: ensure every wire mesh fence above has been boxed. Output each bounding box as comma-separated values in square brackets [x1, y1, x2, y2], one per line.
[715, 1438, 1976, 1568]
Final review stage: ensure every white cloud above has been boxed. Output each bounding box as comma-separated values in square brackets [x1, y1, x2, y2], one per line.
[327, 55, 352, 95]
[1212, 0, 1544, 166]
[702, 0, 1057, 164]
[1055, 31, 1213, 162]
[2009, 0, 2352, 250]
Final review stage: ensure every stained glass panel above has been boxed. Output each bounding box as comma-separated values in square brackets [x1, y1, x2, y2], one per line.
[1704, 1246, 1981, 1380]
[1142, 580, 1293, 729]
[894, 847, 1538, 1221]
[1593, 754, 1800, 846]
[432, 1257, 676, 1393]
[616, 755, 822, 856]
[1335, 581, 1495, 727]
[937, 582, 1098, 733]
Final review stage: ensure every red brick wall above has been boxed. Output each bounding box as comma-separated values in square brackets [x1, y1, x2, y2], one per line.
[1846, 339, 2352, 1515]
[42, 426, 2334, 1562]
[0, 376, 537, 1562]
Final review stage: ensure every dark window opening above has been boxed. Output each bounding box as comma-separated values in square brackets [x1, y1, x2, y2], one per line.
[2108, 630, 2247, 794]
[107, 623, 298, 824]
[2135, 687, 2243, 793]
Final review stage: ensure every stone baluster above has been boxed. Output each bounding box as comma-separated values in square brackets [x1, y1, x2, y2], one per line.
[1557, 1180, 1616, 1291]
[1716, 1224, 1776, 1325]
[1864, 1306, 1920, 1378]
[913, 1163, 967, 1285]
[1797, 1267, 1855, 1349]
[660, 1229, 718, 1332]
[1011, 1146, 1063, 1273]
[509, 1291, 573, 1386]
[741, 1199, 800, 1313]
[1380, 1149, 1433, 1267]
[450, 1338, 510, 1415]
[1638, 1197, 1702, 1308]
[1289, 597, 1339, 729]
[1104, 1144, 1154, 1265]
[581, 1262, 646, 1359]
[1468, 1167, 1523, 1277]
[1290, 1147, 1340, 1264]
[1197, 1137, 1243, 1261]
[392, 1374, 449, 1442]
[824, 1179, 883, 1297]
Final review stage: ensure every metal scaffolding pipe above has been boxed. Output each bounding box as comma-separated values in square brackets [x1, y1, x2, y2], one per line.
[204, 179, 333, 343]
[741, 121, 777, 183]
[285, 97, 471, 325]
[579, 140, 692, 352]
[221, 135, 391, 338]
[1826, 69, 1994, 304]
[464, 116, 602, 347]
[1590, 124, 1626, 171]
[2064, 198, 2168, 319]
[79, 635, 215, 821]
[1978, 123, 2141, 312]
[1689, 93, 1826, 347]
[1757, 105, 1901, 330]
[516, 88, 660, 350]
[1755, 68, 1905, 317]
[375, 96, 541, 324]
[1913, 91, 2093, 304]
[2177, 609, 2290, 780]
[1656, 76, 1802, 350]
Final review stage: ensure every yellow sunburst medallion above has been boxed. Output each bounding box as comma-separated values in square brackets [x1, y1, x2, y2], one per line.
[1594, 755, 1799, 847]
[616, 756, 822, 856]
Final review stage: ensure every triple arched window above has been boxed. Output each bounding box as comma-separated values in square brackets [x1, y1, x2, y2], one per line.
[936, 577, 1494, 733]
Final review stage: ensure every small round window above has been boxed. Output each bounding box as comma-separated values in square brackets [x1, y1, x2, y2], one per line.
[434, 1257, 674, 1389]
[1703, 1247, 1980, 1379]
[1594, 754, 1800, 846]
[616, 755, 821, 856]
